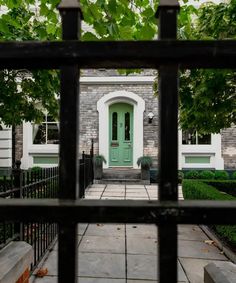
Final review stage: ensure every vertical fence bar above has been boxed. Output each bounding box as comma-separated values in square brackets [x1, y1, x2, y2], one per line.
[156, 1, 180, 283]
[58, 1, 83, 282]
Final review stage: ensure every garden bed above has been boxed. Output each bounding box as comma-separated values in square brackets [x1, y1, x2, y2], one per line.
[182, 179, 236, 250]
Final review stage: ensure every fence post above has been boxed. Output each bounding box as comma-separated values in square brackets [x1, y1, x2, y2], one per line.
[13, 160, 23, 239]
[156, 1, 180, 283]
[90, 139, 94, 182]
[82, 151, 85, 197]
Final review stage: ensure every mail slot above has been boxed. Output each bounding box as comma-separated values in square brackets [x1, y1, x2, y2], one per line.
[111, 142, 119, 147]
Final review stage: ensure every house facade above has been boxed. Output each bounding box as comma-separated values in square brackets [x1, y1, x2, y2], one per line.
[0, 69, 235, 172]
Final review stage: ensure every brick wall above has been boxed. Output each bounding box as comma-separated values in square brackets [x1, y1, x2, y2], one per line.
[221, 126, 236, 169]
[79, 83, 158, 163]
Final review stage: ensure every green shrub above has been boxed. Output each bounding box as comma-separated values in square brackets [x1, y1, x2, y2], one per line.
[178, 171, 184, 184]
[185, 170, 199, 179]
[205, 180, 236, 197]
[182, 180, 236, 246]
[94, 155, 106, 166]
[30, 166, 42, 173]
[137, 156, 153, 169]
[215, 170, 229, 180]
[232, 171, 236, 180]
[199, 170, 215, 180]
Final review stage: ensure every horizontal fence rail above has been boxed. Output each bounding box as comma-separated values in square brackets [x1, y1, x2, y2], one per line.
[0, 199, 236, 225]
[0, 41, 236, 69]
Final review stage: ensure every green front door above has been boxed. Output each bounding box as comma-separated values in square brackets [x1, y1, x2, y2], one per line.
[109, 103, 133, 166]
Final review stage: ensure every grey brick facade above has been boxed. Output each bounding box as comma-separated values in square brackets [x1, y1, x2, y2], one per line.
[221, 126, 236, 169]
[79, 83, 158, 164]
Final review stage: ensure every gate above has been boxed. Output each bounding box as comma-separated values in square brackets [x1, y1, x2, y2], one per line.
[0, 0, 236, 282]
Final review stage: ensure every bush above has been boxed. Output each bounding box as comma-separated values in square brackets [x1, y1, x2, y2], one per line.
[182, 180, 236, 246]
[199, 170, 215, 180]
[204, 180, 236, 197]
[178, 171, 184, 184]
[232, 171, 236, 180]
[137, 156, 153, 169]
[30, 166, 42, 173]
[185, 170, 199, 179]
[215, 170, 229, 180]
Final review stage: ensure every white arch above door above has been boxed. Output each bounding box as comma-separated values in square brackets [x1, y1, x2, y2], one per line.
[97, 90, 145, 169]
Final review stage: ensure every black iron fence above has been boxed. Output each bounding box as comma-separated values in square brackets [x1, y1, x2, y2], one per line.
[0, 146, 94, 269]
[0, 164, 59, 268]
[79, 141, 94, 198]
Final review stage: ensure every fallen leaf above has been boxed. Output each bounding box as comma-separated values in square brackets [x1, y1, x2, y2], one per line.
[201, 248, 209, 253]
[204, 240, 214, 245]
[36, 268, 48, 278]
[96, 224, 104, 227]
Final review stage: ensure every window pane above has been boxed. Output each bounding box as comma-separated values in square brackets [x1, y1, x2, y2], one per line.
[198, 134, 211, 144]
[125, 112, 130, 141]
[182, 130, 196, 144]
[33, 124, 46, 144]
[47, 123, 59, 144]
[112, 112, 117, 140]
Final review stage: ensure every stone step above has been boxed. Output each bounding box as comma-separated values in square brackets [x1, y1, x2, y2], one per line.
[95, 178, 146, 184]
[103, 169, 141, 180]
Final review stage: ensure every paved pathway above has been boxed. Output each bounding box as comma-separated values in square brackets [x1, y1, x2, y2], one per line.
[30, 184, 230, 283]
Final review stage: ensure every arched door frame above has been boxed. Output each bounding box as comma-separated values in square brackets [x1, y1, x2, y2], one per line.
[97, 90, 145, 169]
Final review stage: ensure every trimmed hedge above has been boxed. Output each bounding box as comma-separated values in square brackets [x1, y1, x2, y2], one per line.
[215, 170, 229, 180]
[199, 170, 214, 180]
[184, 170, 231, 180]
[204, 180, 236, 197]
[182, 180, 236, 246]
[185, 170, 199, 179]
[232, 172, 236, 180]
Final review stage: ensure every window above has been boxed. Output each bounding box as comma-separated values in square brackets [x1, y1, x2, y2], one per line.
[125, 112, 130, 141]
[112, 112, 118, 141]
[182, 130, 211, 145]
[33, 115, 59, 144]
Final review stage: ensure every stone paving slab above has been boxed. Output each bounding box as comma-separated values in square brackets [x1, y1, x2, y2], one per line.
[102, 196, 125, 199]
[38, 251, 57, 276]
[85, 224, 125, 237]
[78, 253, 126, 278]
[85, 191, 103, 196]
[103, 192, 125, 196]
[127, 255, 188, 282]
[90, 184, 106, 188]
[79, 235, 125, 254]
[106, 184, 125, 189]
[178, 239, 227, 260]
[178, 225, 208, 241]
[127, 236, 158, 255]
[126, 185, 146, 189]
[78, 278, 125, 283]
[86, 188, 104, 192]
[31, 276, 57, 283]
[30, 184, 233, 283]
[126, 224, 157, 238]
[179, 258, 229, 283]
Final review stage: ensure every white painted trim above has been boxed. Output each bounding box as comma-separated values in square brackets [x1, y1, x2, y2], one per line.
[80, 76, 155, 84]
[97, 90, 145, 169]
[21, 122, 59, 169]
[179, 132, 224, 169]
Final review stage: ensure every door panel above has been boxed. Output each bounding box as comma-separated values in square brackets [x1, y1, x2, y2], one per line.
[109, 103, 133, 166]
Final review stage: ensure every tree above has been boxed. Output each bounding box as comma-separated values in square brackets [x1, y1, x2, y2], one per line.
[0, 0, 235, 135]
[179, 0, 236, 134]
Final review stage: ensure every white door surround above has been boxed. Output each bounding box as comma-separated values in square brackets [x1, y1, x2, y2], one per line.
[97, 90, 145, 169]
